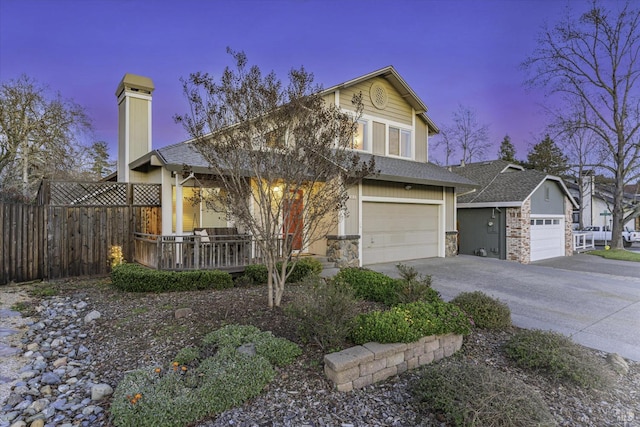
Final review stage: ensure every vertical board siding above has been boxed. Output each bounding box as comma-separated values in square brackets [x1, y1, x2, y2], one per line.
[0, 204, 46, 285]
[0, 202, 161, 285]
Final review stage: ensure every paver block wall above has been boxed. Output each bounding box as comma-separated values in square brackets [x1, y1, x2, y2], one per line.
[324, 333, 463, 392]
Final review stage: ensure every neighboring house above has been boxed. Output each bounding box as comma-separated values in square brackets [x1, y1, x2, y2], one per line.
[113, 68, 476, 267]
[452, 160, 578, 264]
[566, 171, 640, 231]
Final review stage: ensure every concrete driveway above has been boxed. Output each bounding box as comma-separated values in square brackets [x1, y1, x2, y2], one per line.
[367, 254, 640, 361]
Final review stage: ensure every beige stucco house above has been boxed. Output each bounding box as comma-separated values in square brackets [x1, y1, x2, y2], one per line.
[114, 67, 476, 267]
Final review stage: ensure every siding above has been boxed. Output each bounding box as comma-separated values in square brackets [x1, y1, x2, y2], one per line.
[445, 187, 455, 230]
[415, 120, 427, 163]
[345, 185, 359, 235]
[362, 181, 443, 200]
[339, 77, 413, 126]
[530, 181, 565, 215]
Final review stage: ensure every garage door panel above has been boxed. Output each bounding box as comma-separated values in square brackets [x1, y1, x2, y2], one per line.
[363, 202, 439, 264]
[530, 218, 564, 261]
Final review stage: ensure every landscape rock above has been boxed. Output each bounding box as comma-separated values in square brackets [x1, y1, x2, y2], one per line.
[174, 308, 193, 319]
[606, 353, 629, 375]
[83, 311, 101, 323]
[237, 343, 256, 357]
[90, 383, 113, 401]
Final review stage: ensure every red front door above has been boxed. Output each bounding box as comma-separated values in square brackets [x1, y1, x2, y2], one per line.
[284, 190, 303, 251]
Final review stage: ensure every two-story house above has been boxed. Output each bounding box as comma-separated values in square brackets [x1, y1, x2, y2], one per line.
[114, 67, 476, 267]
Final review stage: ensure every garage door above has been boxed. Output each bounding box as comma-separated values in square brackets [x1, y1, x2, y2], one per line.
[362, 202, 439, 264]
[530, 217, 565, 261]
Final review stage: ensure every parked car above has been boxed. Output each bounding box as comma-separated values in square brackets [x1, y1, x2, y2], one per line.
[581, 226, 639, 248]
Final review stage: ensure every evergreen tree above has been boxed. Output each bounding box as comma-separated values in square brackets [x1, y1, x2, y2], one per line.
[497, 135, 516, 162]
[526, 134, 568, 176]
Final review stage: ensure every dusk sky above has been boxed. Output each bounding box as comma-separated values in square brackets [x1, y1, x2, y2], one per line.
[0, 0, 621, 164]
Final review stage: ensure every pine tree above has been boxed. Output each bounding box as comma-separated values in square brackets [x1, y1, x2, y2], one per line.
[497, 135, 516, 162]
[526, 134, 568, 176]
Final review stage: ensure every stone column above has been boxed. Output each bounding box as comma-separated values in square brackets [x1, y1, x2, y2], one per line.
[326, 235, 360, 268]
[445, 231, 458, 257]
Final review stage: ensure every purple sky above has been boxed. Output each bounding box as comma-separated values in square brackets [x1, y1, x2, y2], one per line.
[0, 0, 616, 164]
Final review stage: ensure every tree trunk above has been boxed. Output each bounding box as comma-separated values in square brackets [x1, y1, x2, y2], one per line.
[267, 263, 274, 308]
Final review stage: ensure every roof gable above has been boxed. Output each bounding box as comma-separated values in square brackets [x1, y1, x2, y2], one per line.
[322, 66, 438, 133]
[453, 160, 577, 207]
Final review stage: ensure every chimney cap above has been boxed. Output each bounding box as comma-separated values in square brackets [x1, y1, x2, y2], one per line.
[116, 73, 154, 97]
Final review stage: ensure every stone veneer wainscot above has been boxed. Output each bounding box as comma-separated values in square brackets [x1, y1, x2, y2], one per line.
[324, 333, 463, 392]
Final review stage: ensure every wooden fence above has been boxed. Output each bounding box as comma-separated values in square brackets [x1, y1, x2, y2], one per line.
[1, 180, 162, 285]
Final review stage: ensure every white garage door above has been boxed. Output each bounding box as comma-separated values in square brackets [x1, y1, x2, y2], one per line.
[530, 217, 565, 261]
[362, 202, 439, 265]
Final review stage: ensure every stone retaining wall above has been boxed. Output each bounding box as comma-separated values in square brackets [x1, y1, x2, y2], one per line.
[324, 333, 463, 392]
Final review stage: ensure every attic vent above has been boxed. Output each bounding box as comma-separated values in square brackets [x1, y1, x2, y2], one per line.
[370, 82, 388, 110]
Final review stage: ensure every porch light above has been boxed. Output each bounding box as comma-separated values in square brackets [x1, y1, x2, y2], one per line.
[404, 184, 412, 190]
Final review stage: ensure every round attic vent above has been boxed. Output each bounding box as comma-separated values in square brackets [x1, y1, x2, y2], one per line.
[370, 82, 388, 110]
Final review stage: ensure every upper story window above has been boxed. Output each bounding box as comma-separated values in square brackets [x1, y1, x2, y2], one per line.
[351, 120, 370, 151]
[389, 126, 412, 158]
[265, 128, 286, 149]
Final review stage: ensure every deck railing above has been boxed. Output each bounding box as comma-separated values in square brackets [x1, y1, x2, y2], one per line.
[573, 232, 595, 252]
[133, 233, 288, 272]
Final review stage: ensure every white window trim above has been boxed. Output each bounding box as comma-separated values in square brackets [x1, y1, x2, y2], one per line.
[351, 118, 372, 153]
[339, 110, 416, 160]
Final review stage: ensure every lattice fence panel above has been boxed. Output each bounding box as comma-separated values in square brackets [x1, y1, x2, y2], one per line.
[49, 182, 128, 206]
[133, 184, 161, 206]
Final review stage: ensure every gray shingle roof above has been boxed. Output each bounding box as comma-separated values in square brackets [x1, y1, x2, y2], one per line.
[452, 160, 549, 204]
[154, 143, 476, 188]
[359, 154, 477, 188]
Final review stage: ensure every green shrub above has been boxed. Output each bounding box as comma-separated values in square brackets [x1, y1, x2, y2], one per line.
[202, 324, 301, 367]
[395, 263, 441, 304]
[414, 362, 556, 427]
[351, 300, 472, 344]
[243, 264, 269, 285]
[111, 324, 300, 427]
[110, 263, 233, 293]
[111, 354, 274, 427]
[285, 275, 360, 350]
[284, 257, 323, 283]
[173, 346, 200, 365]
[450, 291, 512, 330]
[504, 329, 614, 389]
[335, 267, 400, 306]
[242, 258, 321, 285]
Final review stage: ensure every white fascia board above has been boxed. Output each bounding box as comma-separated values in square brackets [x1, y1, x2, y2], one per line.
[457, 202, 522, 208]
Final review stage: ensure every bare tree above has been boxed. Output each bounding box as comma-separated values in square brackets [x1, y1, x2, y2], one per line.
[431, 126, 456, 166]
[176, 50, 375, 308]
[439, 104, 490, 165]
[0, 75, 93, 200]
[523, 0, 640, 248]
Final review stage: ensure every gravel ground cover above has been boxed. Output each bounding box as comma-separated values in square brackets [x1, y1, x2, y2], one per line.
[1, 278, 638, 427]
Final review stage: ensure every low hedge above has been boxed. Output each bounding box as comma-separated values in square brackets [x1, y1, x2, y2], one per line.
[334, 267, 400, 306]
[351, 300, 473, 344]
[335, 266, 440, 306]
[242, 257, 322, 285]
[111, 263, 233, 293]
